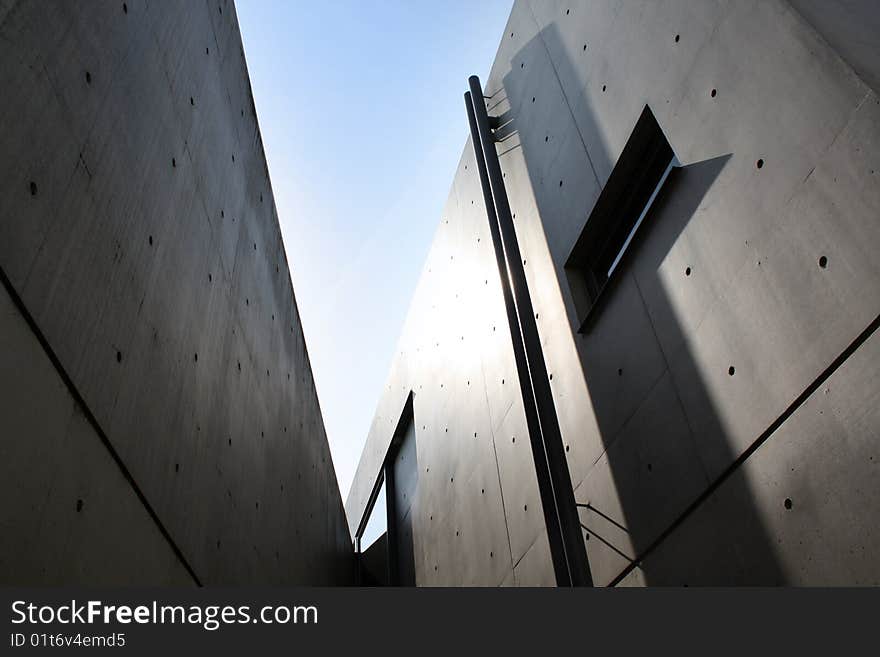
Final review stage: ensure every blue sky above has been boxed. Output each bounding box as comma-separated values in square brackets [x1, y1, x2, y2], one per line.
[237, 1, 513, 499]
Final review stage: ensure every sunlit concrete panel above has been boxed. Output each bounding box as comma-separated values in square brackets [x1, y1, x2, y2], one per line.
[348, 0, 880, 586]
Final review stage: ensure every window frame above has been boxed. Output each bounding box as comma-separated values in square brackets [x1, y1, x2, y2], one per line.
[565, 105, 678, 331]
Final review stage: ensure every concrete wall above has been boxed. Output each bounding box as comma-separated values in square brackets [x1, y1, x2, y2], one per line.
[0, 0, 352, 585]
[347, 0, 880, 585]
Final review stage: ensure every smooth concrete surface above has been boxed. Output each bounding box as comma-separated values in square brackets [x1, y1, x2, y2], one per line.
[348, 0, 880, 585]
[0, 282, 193, 585]
[0, 0, 351, 584]
[790, 0, 880, 95]
[389, 417, 418, 585]
[618, 328, 880, 586]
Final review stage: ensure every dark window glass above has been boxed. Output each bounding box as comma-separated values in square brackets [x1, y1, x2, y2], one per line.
[565, 105, 676, 330]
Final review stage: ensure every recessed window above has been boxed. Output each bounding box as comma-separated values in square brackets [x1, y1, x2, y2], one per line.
[565, 105, 677, 330]
[355, 392, 417, 586]
[359, 477, 387, 552]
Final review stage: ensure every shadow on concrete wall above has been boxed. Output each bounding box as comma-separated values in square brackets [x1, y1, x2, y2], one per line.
[501, 25, 786, 585]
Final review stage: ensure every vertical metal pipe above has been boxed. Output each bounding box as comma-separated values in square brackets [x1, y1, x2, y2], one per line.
[465, 80, 592, 586]
[466, 91, 570, 583]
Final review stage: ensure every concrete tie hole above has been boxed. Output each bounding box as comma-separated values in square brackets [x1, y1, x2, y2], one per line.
[710, 88, 717, 98]
[728, 365, 736, 376]
[29, 181, 37, 196]
[116, 351, 122, 363]
[818, 255, 828, 269]
[685, 266, 691, 276]
[85, 71, 91, 85]
[674, 34, 680, 43]
[784, 498, 793, 510]
[76, 499, 83, 513]
[756, 158, 764, 169]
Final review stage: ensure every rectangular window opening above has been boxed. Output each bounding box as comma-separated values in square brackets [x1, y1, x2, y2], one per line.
[355, 392, 417, 586]
[565, 105, 677, 330]
[359, 475, 387, 552]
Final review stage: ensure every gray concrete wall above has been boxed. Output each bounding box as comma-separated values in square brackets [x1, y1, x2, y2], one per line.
[0, 0, 352, 585]
[347, 0, 880, 585]
[0, 281, 193, 585]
